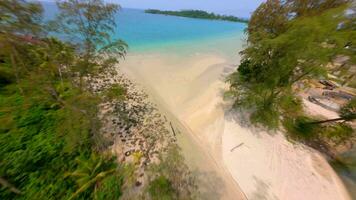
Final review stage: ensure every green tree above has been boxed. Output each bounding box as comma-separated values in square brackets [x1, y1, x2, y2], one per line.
[227, 0, 354, 128]
[247, 0, 289, 43]
[0, 0, 43, 35]
[0, 1, 126, 199]
[0, 0, 43, 91]
[148, 146, 198, 200]
[30, 37, 75, 87]
[53, 0, 127, 88]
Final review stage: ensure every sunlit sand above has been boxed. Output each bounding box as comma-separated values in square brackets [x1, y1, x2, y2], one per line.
[119, 35, 351, 200]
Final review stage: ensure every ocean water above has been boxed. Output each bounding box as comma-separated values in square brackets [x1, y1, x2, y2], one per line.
[41, 2, 246, 53]
[113, 8, 246, 51]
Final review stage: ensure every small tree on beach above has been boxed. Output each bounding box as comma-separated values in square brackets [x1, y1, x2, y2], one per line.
[53, 0, 128, 88]
[227, 0, 355, 129]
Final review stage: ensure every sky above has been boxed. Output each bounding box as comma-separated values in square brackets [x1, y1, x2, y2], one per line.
[107, 0, 265, 18]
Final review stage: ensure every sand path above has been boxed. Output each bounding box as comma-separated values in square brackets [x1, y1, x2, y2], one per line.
[119, 50, 351, 200]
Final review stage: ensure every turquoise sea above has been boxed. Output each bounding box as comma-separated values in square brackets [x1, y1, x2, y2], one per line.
[113, 8, 246, 51]
[42, 2, 246, 52]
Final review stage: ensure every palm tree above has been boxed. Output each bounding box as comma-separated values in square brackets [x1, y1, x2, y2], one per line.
[65, 154, 117, 200]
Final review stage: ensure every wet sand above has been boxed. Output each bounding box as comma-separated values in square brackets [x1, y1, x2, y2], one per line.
[119, 37, 351, 200]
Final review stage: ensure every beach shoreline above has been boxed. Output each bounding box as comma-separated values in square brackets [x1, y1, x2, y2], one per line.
[118, 39, 351, 199]
[119, 53, 247, 199]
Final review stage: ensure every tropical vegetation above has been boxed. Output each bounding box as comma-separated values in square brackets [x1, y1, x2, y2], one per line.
[0, 0, 126, 199]
[227, 0, 355, 146]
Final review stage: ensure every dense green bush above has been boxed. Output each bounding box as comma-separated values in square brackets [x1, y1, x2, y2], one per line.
[0, 80, 124, 199]
[0, 0, 126, 197]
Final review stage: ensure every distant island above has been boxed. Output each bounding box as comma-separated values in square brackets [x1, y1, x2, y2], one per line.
[145, 9, 249, 23]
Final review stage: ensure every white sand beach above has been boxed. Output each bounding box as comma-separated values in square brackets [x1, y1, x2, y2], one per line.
[119, 43, 351, 200]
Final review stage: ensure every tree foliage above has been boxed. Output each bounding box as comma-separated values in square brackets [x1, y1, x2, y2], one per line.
[227, 0, 355, 129]
[0, 0, 43, 36]
[147, 146, 198, 200]
[53, 0, 128, 88]
[0, 0, 126, 199]
[0, 0, 44, 92]
[247, 0, 289, 43]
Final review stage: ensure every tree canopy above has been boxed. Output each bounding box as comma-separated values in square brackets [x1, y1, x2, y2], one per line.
[52, 0, 128, 88]
[227, 0, 355, 129]
[0, 0, 126, 199]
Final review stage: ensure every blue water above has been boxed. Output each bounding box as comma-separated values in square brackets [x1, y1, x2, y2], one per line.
[41, 2, 246, 51]
[114, 9, 246, 50]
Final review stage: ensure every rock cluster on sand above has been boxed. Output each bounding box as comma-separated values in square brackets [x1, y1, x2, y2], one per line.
[86, 68, 176, 187]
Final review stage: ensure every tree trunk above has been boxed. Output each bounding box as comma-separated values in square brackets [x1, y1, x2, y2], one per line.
[308, 117, 344, 125]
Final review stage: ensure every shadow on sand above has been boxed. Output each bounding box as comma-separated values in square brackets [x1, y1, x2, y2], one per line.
[193, 169, 225, 200]
[250, 176, 279, 200]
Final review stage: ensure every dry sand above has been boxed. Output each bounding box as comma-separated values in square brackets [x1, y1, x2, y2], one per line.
[119, 49, 351, 200]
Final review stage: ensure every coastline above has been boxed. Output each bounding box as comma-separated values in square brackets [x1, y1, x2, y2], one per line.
[118, 36, 351, 199]
[119, 53, 247, 199]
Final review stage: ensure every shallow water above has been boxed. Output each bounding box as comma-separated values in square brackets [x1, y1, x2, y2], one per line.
[113, 8, 246, 51]
[42, 1, 246, 53]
